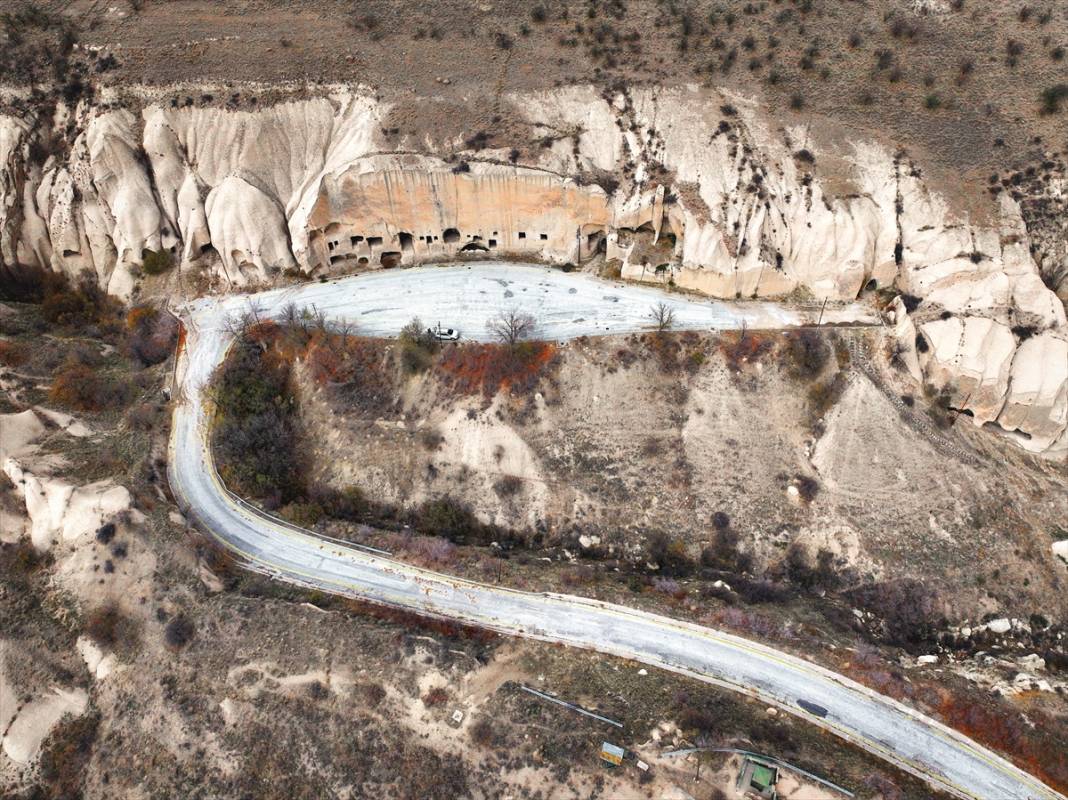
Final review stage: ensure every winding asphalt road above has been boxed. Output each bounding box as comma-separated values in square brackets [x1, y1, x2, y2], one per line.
[167, 264, 1062, 800]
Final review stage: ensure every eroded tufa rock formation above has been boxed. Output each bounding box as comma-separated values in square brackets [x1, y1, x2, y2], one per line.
[0, 85, 1065, 455]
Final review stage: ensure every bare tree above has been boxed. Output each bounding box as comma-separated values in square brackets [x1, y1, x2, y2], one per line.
[223, 302, 265, 346]
[334, 320, 357, 349]
[487, 308, 536, 346]
[280, 302, 301, 332]
[306, 304, 329, 337]
[651, 301, 676, 332]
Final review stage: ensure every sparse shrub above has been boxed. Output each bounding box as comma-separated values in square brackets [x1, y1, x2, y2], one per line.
[435, 340, 556, 397]
[125, 401, 159, 431]
[280, 501, 325, 527]
[0, 339, 28, 366]
[646, 532, 694, 577]
[37, 713, 99, 799]
[362, 682, 386, 706]
[653, 576, 684, 597]
[786, 543, 839, 590]
[420, 427, 444, 450]
[789, 92, 804, 110]
[0, 539, 50, 579]
[807, 373, 846, 420]
[734, 577, 793, 604]
[1011, 325, 1036, 340]
[470, 717, 495, 746]
[848, 579, 943, 648]
[794, 474, 820, 503]
[781, 330, 829, 381]
[701, 525, 748, 573]
[1040, 83, 1068, 114]
[308, 485, 368, 522]
[924, 93, 942, 110]
[163, 614, 195, 649]
[423, 686, 449, 707]
[1006, 38, 1024, 66]
[494, 31, 513, 50]
[141, 248, 174, 276]
[492, 474, 523, 497]
[84, 604, 139, 653]
[409, 535, 456, 564]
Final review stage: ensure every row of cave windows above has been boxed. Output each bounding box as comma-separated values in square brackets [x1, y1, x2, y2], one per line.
[325, 229, 550, 253]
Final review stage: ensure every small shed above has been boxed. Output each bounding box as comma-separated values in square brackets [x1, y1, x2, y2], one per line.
[600, 741, 625, 766]
[738, 756, 779, 799]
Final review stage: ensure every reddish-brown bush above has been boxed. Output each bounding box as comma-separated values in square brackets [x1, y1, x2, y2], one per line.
[718, 330, 774, 371]
[37, 713, 100, 799]
[936, 690, 1068, 793]
[0, 340, 28, 366]
[49, 362, 134, 411]
[84, 604, 139, 653]
[125, 305, 178, 366]
[435, 341, 557, 396]
[422, 687, 449, 707]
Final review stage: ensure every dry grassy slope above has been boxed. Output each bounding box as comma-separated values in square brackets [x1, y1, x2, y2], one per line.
[47, 0, 1068, 179]
[296, 330, 1068, 623]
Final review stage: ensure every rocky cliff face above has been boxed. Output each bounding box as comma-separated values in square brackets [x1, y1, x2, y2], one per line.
[0, 85, 1065, 456]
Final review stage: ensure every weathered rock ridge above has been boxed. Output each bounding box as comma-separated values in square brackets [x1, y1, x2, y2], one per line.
[0, 85, 1065, 455]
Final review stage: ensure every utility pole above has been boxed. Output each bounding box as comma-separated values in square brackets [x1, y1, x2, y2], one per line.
[817, 297, 828, 327]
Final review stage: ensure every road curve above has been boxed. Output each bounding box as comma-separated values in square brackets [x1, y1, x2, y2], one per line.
[167, 264, 1062, 800]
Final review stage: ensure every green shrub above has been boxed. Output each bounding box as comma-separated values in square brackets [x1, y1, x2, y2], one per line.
[211, 335, 302, 503]
[1040, 83, 1068, 114]
[414, 497, 483, 543]
[399, 317, 439, 374]
[141, 248, 174, 276]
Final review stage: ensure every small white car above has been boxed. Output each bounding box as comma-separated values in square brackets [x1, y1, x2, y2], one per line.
[427, 324, 460, 341]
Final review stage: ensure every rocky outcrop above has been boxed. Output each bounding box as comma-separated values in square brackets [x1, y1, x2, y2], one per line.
[0, 85, 1065, 455]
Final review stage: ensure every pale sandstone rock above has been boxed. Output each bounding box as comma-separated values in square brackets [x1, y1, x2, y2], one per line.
[996, 333, 1068, 452]
[1, 687, 88, 764]
[76, 636, 117, 681]
[918, 317, 1016, 425]
[0, 409, 47, 462]
[2, 459, 132, 551]
[890, 297, 923, 382]
[1, 87, 1066, 456]
[985, 618, 1012, 635]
